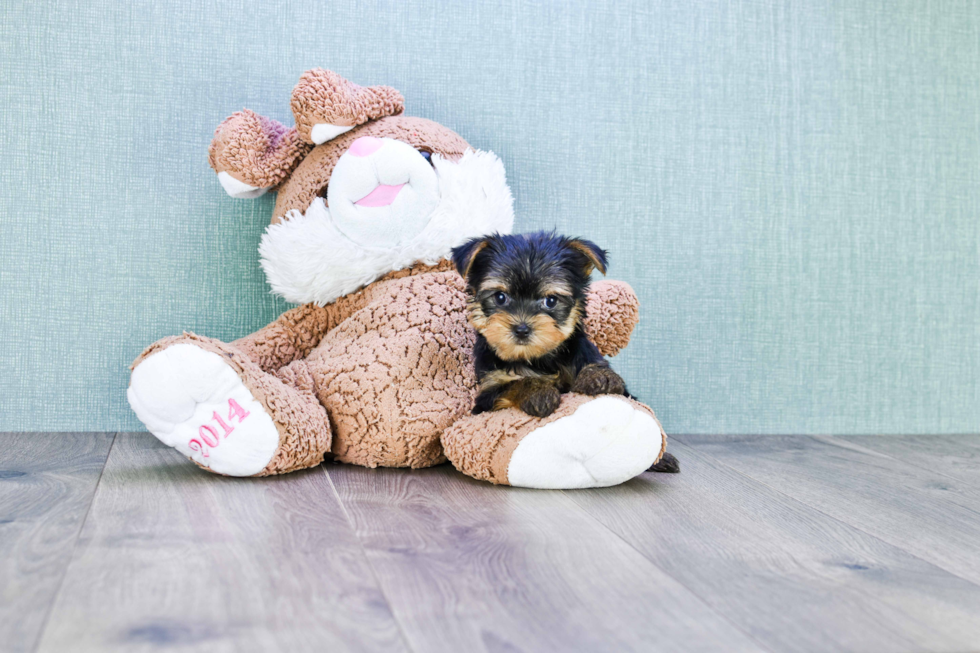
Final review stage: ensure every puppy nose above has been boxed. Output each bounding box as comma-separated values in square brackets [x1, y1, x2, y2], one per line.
[513, 323, 532, 339]
[348, 136, 384, 157]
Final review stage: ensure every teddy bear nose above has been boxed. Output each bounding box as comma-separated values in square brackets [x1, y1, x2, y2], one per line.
[348, 136, 384, 157]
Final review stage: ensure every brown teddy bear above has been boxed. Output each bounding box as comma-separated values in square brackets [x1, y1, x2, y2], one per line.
[127, 69, 667, 488]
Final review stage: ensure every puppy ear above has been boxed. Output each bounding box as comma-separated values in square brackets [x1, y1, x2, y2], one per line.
[451, 237, 489, 279]
[569, 238, 608, 275]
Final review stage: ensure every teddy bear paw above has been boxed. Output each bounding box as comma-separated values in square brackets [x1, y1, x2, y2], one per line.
[507, 396, 663, 489]
[127, 344, 281, 476]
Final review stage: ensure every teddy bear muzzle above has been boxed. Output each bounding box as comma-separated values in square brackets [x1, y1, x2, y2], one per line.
[325, 136, 441, 247]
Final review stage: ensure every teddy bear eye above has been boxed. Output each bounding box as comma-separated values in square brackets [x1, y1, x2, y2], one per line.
[493, 292, 509, 306]
[417, 149, 434, 166]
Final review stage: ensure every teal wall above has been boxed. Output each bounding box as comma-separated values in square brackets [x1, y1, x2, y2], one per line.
[1, 0, 977, 434]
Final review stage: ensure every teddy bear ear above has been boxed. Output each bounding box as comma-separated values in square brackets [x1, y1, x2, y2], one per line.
[290, 68, 405, 145]
[208, 110, 312, 198]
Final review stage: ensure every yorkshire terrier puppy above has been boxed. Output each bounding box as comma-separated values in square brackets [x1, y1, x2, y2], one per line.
[452, 231, 679, 474]
[452, 231, 631, 418]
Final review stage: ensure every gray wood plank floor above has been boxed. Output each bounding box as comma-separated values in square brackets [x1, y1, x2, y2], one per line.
[0, 433, 114, 653]
[566, 440, 980, 652]
[2, 432, 980, 653]
[835, 434, 980, 487]
[678, 434, 980, 588]
[326, 463, 761, 653]
[35, 434, 406, 653]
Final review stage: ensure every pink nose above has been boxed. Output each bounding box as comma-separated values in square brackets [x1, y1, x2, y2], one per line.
[348, 136, 384, 157]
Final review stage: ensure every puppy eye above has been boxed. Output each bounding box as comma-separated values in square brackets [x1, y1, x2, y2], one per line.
[543, 296, 558, 309]
[493, 292, 509, 306]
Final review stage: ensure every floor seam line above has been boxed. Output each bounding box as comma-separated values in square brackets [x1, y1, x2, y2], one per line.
[30, 431, 118, 653]
[560, 486, 777, 653]
[817, 434, 980, 492]
[674, 434, 980, 593]
[319, 464, 419, 653]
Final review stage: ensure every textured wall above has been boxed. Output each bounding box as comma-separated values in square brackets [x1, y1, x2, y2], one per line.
[1, 0, 977, 433]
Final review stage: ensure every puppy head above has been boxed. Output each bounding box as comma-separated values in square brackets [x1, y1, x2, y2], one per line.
[451, 232, 607, 361]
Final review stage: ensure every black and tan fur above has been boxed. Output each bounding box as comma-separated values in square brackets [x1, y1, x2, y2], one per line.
[452, 231, 628, 417]
[452, 232, 679, 473]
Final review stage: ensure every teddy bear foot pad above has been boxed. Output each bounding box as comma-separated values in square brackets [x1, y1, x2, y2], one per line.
[127, 344, 280, 476]
[507, 396, 662, 489]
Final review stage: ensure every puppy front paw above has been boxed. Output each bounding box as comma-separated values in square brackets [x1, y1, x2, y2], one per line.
[572, 364, 626, 396]
[519, 384, 561, 417]
[473, 391, 495, 415]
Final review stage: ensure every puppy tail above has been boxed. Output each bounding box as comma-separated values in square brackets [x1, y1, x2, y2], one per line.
[648, 451, 680, 474]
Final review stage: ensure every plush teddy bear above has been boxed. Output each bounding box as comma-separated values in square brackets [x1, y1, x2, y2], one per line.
[127, 69, 667, 489]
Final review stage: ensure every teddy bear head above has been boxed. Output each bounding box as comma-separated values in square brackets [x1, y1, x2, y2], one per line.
[208, 69, 514, 305]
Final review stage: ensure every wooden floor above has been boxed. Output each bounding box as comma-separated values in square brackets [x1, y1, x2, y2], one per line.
[2, 433, 980, 652]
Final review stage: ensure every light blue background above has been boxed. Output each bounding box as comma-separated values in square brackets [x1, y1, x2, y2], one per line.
[1, 0, 977, 434]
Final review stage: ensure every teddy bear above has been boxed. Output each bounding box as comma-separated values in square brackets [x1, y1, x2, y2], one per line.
[126, 68, 667, 489]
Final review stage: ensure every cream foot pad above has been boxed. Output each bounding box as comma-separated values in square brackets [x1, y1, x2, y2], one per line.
[507, 396, 662, 489]
[127, 344, 280, 476]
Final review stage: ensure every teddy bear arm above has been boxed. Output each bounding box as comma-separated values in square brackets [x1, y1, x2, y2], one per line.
[231, 285, 379, 373]
[584, 280, 640, 357]
[229, 301, 339, 374]
[229, 304, 330, 373]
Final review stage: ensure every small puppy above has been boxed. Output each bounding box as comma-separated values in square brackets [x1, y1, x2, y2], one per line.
[451, 232, 630, 418]
[452, 231, 679, 474]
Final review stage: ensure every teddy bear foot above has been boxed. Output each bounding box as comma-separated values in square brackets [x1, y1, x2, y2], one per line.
[128, 343, 282, 476]
[506, 396, 663, 489]
[442, 394, 666, 489]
